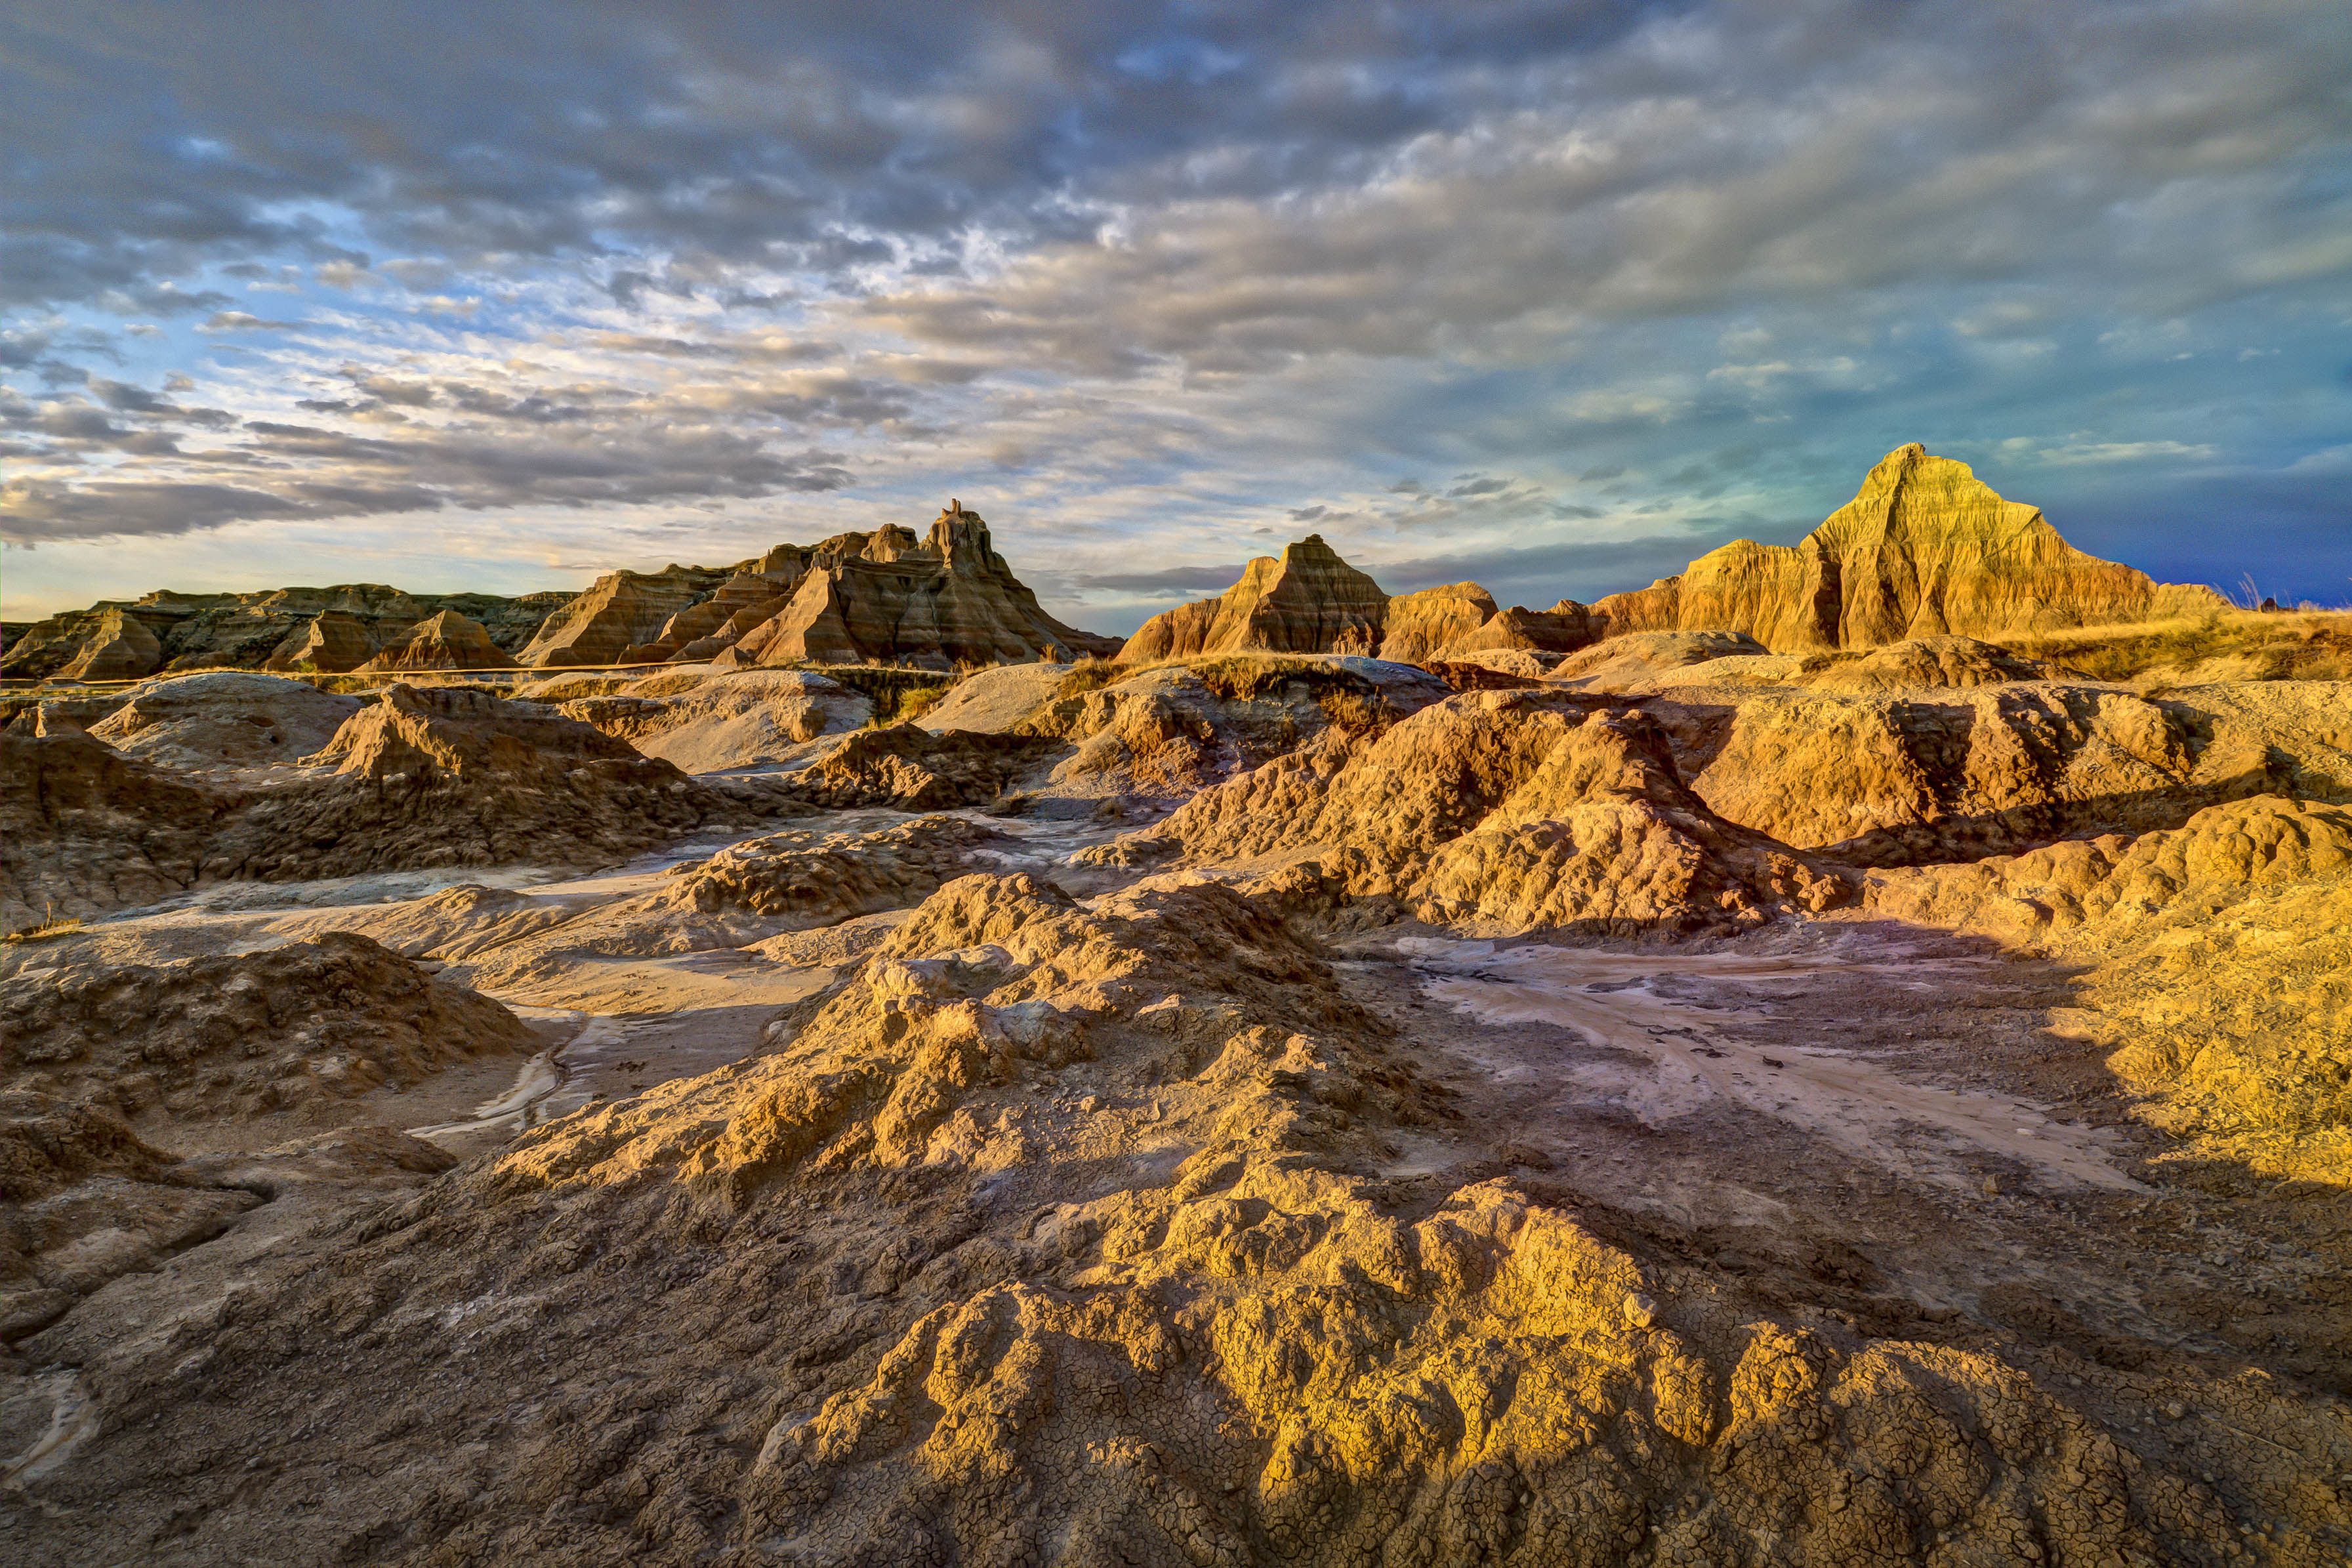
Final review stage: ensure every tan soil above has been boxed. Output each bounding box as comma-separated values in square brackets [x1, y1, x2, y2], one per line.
[5, 651, 2350, 1567]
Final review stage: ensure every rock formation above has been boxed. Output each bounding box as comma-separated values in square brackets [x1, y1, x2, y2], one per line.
[510, 505, 1119, 672]
[1120, 535, 1391, 661]
[1367, 582, 1498, 663]
[1102, 690, 1844, 933]
[83, 672, 361, 777]
[1450, 599, 1597, 655]
[1019, 656, 1452, 802]
[1592, 444, 2226, 650]
[3, 584, 562, 682]
[1119, 540, 1598, 666]
[54, 607, 161, 681]
[555, 668, 872, 772]
[260, 609, 379, 672]
[356, 609, 518, 672]
[514, 565, 733, 667]
[0, 684, 798, 928]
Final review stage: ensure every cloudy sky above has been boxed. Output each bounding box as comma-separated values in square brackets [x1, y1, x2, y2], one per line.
[4, 1, 2347, 629]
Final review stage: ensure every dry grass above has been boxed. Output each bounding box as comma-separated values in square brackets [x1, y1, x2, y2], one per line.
[4, 915, 84, 945]
[812, 663, 953, 724]
[1999, 608, 2352, 687]
[1053, 656, 1125, 699]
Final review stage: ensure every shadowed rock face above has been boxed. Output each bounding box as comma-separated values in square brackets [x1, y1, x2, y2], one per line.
[514, 565, 735, 668]
[54, 608, 161, 682]
[260, 609, 378, 673]
[1592, 444, 2226, 651]
[356, 609, 518, 672]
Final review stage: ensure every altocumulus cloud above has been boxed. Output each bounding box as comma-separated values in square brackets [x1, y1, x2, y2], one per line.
[1, 0, 2347, 618]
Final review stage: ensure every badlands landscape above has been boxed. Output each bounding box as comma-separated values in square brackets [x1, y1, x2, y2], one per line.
[3, 446, 2351, 1567]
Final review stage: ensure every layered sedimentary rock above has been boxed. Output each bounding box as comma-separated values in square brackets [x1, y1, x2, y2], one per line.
[514, 564, 733, 668]
[356, 609, 518, 672]
[513, 505, 1117, 672]
[1120, 541, 1598, 666]
[83, 672, 361, 778]
[1121, 535, 1391, 662]
[260, 609, 378, 672]
[54, 608, 161, 681]
[3, 585, 562, 682]
[1451, 598, 1597, 655]
[1592, 444, 2225, 651]
[1374, 583, 1499, 663]
[737, 506, 1118, 670]
[1102, 689, 1844, 934]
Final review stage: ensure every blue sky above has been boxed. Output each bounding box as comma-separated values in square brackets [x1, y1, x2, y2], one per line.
[3, 1, 2347, 630]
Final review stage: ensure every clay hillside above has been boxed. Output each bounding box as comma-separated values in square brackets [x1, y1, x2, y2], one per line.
[2, 503, 1117, 682]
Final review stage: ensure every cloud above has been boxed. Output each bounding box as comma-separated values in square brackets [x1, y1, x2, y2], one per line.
[198, 310, 300, 332]
[3, 0, 2349, 608]
[1064, 562, 1248, 594]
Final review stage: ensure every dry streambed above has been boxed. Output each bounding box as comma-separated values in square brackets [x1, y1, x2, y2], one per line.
[1403, 936, 2141, 1192]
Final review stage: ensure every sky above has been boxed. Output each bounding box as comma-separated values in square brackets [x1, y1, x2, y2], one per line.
[3, 1, 2348, 632]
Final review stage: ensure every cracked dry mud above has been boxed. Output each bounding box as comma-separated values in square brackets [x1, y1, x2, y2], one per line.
[2, 657, 2349, 1568]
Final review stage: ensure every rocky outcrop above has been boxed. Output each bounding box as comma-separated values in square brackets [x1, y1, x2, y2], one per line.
[514, 564, 733, 668]
[1374, 583, 1498, 663]
[5, 686, 796, 928]
[1019, 656, 1451, 802]
[54, 608, 161, 682]
[1120, 535, 1390, 662]
[84, 672, 361, 779]
[730, 505, 1118, 671]
[1102, 690, 1845, 934]
[1592, 444, 2226, 651]
[555, 668, 872, 773]
[788, 724, 1063, 810]
[260, 609, 378, 672]
[1121, 542, 1598, 667]
[0, 731, 221, 931]
[3, 585, 562, 682]
[356, 609, 518, 672]
[1450, 598, 1597, 655]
